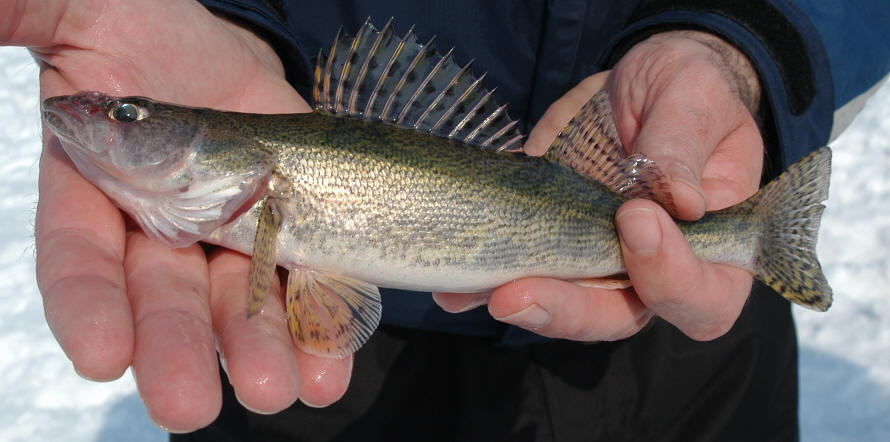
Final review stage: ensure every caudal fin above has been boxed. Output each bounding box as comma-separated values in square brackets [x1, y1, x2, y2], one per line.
[752, 146, 832, 311]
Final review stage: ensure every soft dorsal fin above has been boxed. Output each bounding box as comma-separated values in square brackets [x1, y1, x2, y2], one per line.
[313, 18, 523, 152]
[546, 90, 676, 214]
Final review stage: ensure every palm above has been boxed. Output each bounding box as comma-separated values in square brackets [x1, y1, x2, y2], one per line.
[34, 1, 305, 111]
[4, 0, 342, 432]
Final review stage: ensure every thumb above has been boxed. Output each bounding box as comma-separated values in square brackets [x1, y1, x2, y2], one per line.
[617, 89, 724, 220]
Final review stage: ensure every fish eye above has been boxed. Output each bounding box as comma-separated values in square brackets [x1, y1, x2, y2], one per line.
[109, 102, 148, 123]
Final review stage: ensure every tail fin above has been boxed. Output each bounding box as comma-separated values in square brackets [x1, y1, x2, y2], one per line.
[752, 146, 832, 311]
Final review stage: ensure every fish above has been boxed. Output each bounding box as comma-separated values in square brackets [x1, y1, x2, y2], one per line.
[40, 19, 832, 359]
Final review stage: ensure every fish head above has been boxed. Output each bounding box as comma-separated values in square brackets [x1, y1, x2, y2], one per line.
[42, 91, 202, 185]
[42, 91, 275, 247]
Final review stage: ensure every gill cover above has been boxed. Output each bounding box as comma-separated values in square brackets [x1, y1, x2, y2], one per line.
[121, 111, 277, 248]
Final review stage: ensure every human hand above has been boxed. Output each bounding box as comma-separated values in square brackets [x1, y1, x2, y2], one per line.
[435, 30, 764, 342]
[3, 0, 349, 432]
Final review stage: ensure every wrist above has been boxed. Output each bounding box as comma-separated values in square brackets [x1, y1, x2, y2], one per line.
[647, 30, 761, 115]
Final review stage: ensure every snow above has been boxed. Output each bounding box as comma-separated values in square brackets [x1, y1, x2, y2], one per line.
[797, 77, 890, 440]
[0, 47, 166, 442]
[1, 44, 888, 440]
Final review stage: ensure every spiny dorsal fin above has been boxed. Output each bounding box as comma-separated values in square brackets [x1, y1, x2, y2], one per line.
[546, 90, 676, 214]
[314, 18, 523, 152]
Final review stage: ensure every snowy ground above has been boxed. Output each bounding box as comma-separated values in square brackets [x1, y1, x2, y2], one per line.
[1, 45, 888, 441]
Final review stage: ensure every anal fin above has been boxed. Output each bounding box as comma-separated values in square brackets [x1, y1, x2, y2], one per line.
[247, 196, 282, 317]
[286, 269, 382, 358]
[546, 90, 677, 215]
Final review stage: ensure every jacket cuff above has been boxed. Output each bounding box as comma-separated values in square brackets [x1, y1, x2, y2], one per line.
[600, 0, 834, 175]
[196, 0, 315, 101]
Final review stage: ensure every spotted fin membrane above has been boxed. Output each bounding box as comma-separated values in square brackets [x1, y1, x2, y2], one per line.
[545, 90, 677, 215]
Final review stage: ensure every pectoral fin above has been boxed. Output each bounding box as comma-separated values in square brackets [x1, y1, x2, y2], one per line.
[286, 268, 382, 358]
[247, 196, 282, 317]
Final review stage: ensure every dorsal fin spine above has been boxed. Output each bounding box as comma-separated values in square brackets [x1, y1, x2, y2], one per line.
[482, 119, 518, 147]
[334, 21, 370, 113]
[432, 71, 486, 133]
[322, 27, 344, 110]
[398, 47, 455, 127]
[313, 49, 324, 107]
[449, 87, 495, 138]
[466, 103, 507, 143]
[349, 18, 393, 115]
[498, 133, 524, 152]
[416, 59, 473, 130]
[363, 24, 412, 117]
[381, 35, 436, 122]
[380, 35, 436, 120]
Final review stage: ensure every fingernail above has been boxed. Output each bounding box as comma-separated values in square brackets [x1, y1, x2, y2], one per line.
[236, 392, 278, 415]
[494, 304, 551, 330]
[215, 336, 229, 376]
[432, 292, 490, 313]
[616, 207, 662, 256]
[299, 396, 327, 409]
[73, 365, 104, 382]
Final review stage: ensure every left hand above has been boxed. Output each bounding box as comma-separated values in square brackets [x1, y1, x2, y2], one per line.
[9, 1, 348, 431]
[434, 30, 765, 342]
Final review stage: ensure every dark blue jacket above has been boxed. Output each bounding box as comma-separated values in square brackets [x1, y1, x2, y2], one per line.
[197, 0, 890, 340]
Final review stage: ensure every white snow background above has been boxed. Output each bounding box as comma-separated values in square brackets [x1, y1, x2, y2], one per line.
[1, 45, 888, 441]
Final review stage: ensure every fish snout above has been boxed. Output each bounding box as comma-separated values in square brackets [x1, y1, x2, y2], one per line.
[42, 97, 83, 141]
[42, 92, 114, 153]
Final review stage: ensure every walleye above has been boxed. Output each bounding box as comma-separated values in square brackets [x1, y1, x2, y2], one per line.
[41, 19, 832, 359]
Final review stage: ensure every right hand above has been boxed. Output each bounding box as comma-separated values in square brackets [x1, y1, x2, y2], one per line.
[3, 0, 350, 432]
[436, 31, 764, 344]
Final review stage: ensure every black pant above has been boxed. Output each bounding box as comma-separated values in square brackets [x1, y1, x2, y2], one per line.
[174, 282, 798, 442]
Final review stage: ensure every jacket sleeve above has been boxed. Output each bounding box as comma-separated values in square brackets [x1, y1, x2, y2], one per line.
[792, 1, 890, 140]
[601, 0, 890, 175]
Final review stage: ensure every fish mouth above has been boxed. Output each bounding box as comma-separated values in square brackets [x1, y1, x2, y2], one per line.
[42, 91, 114, 153]
[42, 98, 85, 143]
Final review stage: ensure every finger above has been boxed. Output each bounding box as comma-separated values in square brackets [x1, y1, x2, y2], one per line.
[17, 1, 307, 113]
[210, 252, 352, 409]
[295, 349, 353, 408]
[487, 278, 653, 342]
[0, 0, 73, 46]
[208, 250, 299, 414]
[616, 199, 752, 341]
[125, 233, 220, 433]
[614, 60, 762, 220]
[524, 71, 610, 156]
[431, 291, 491, 313]
[35, 139, 133, 380]
[698, 121, 763, 210]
